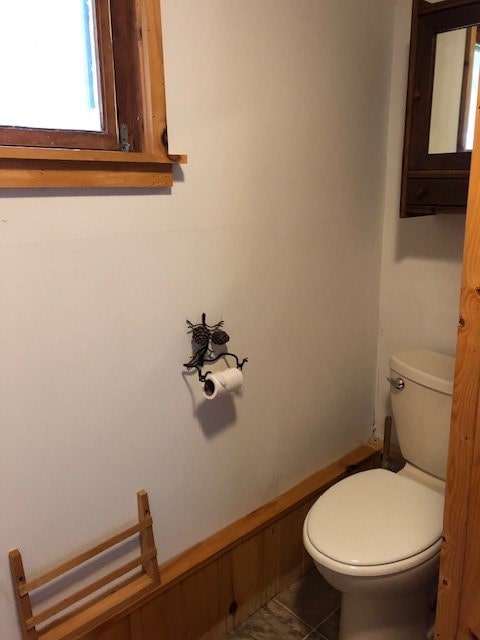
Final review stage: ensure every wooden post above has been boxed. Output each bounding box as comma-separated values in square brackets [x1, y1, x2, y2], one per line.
[9, 549, 38, 640]
[435, 81, 480, 639]
[137, 490, 161, 584]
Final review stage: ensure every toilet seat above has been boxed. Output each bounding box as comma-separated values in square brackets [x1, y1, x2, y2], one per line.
[304, 534, 441, 577]
[304, 468, 444, 577]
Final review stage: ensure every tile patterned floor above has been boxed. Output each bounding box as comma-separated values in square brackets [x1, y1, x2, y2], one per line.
[225, 570, 341, 640]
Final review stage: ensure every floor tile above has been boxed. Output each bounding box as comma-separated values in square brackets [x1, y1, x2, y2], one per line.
[315, 608, 340, 640]
[229, 598, 314, 640]
[275, 569, 341, 628]
[303, 632, 325, 640]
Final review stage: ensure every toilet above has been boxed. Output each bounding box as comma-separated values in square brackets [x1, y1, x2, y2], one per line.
[303, 349, 455, 640]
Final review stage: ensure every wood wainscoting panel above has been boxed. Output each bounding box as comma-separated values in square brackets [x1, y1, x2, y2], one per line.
[128, 584, 186, 640]
[181, 560, 226, 640]
[88, 618, 132, 640]
[79, 442, 382, 640]
[276, 501, 313, 593]
[228, 523, 278, 629]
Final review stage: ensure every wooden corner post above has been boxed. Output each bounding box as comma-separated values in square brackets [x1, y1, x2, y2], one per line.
[435, 63, 480, 639]
[9, 549, 38, 640]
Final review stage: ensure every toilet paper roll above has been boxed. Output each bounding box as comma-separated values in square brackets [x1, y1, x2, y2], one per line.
[203, 368, 244, 400]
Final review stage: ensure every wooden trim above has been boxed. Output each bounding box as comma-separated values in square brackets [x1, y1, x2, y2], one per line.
[408, 170, 470, 179]
[93, 0, 119, 146]
[109, 0, 144, 152]
[138, 490, 161, 583]
[457, 27, 477, 153]
[0, 159, 174, 189]
[400, 0, 420, 218]
[9, 551, 37, 640]
[419, 0, 480, 15]
[404, 205, 466, 216]
[0, 146, 187, 164]
[0, 129, 120, 153]
[79, 442, 382, 640]
[139, 0, 169, 156]
[435, 79, 480, 638]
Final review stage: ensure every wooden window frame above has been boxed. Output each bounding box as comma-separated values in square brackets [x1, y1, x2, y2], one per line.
[0, 0, 186, 189]
[457, 26, 480, 152]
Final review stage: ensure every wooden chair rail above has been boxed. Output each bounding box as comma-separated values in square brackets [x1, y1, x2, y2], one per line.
[9, 490, 160, 640]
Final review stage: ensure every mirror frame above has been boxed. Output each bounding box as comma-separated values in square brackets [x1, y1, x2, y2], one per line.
[401, 0, 480, 218]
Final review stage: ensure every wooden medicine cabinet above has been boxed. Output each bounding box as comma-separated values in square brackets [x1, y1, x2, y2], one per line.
[401, 0, 480, 218]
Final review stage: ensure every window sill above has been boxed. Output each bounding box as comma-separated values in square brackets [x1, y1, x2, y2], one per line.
[0, 146, 187, 189]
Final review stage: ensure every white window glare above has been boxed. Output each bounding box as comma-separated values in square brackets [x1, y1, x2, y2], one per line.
[0, 0, 102, 132]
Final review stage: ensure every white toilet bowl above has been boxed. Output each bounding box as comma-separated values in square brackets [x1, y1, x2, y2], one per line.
[303, 468, 444, 640]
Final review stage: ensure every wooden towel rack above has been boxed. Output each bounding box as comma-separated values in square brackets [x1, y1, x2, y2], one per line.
[9, 490, 160, 640]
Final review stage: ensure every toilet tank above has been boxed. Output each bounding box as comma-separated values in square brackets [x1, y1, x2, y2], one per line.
[390, 349, 455, 480]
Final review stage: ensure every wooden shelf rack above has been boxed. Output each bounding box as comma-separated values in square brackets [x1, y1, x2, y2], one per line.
[9, 490, 160, 640]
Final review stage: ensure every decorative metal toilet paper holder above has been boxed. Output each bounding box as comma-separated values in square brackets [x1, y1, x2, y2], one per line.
[183, 313, 248, 382]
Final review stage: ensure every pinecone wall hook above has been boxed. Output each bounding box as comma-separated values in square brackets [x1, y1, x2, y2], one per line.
[183, 313, 248, 382]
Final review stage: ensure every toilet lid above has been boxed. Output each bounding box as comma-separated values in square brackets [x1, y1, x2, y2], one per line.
[305, 469, 444, 567]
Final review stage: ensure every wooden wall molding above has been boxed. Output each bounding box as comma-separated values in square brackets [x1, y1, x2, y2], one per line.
[435, 81, 480, 639]
[78, 441, 382, 640]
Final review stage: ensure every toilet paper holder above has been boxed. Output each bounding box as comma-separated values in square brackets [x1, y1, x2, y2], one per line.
[183, 313, 248, 383]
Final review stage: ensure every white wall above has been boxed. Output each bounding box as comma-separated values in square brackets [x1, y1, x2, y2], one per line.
[375, 0, 465, 433]
[0, 1, 396, 636]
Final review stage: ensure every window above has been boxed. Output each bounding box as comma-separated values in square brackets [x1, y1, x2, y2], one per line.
[0, 0, 185, 188]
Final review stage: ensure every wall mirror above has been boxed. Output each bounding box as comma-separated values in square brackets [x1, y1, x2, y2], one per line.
[401, 0, 480, 217]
